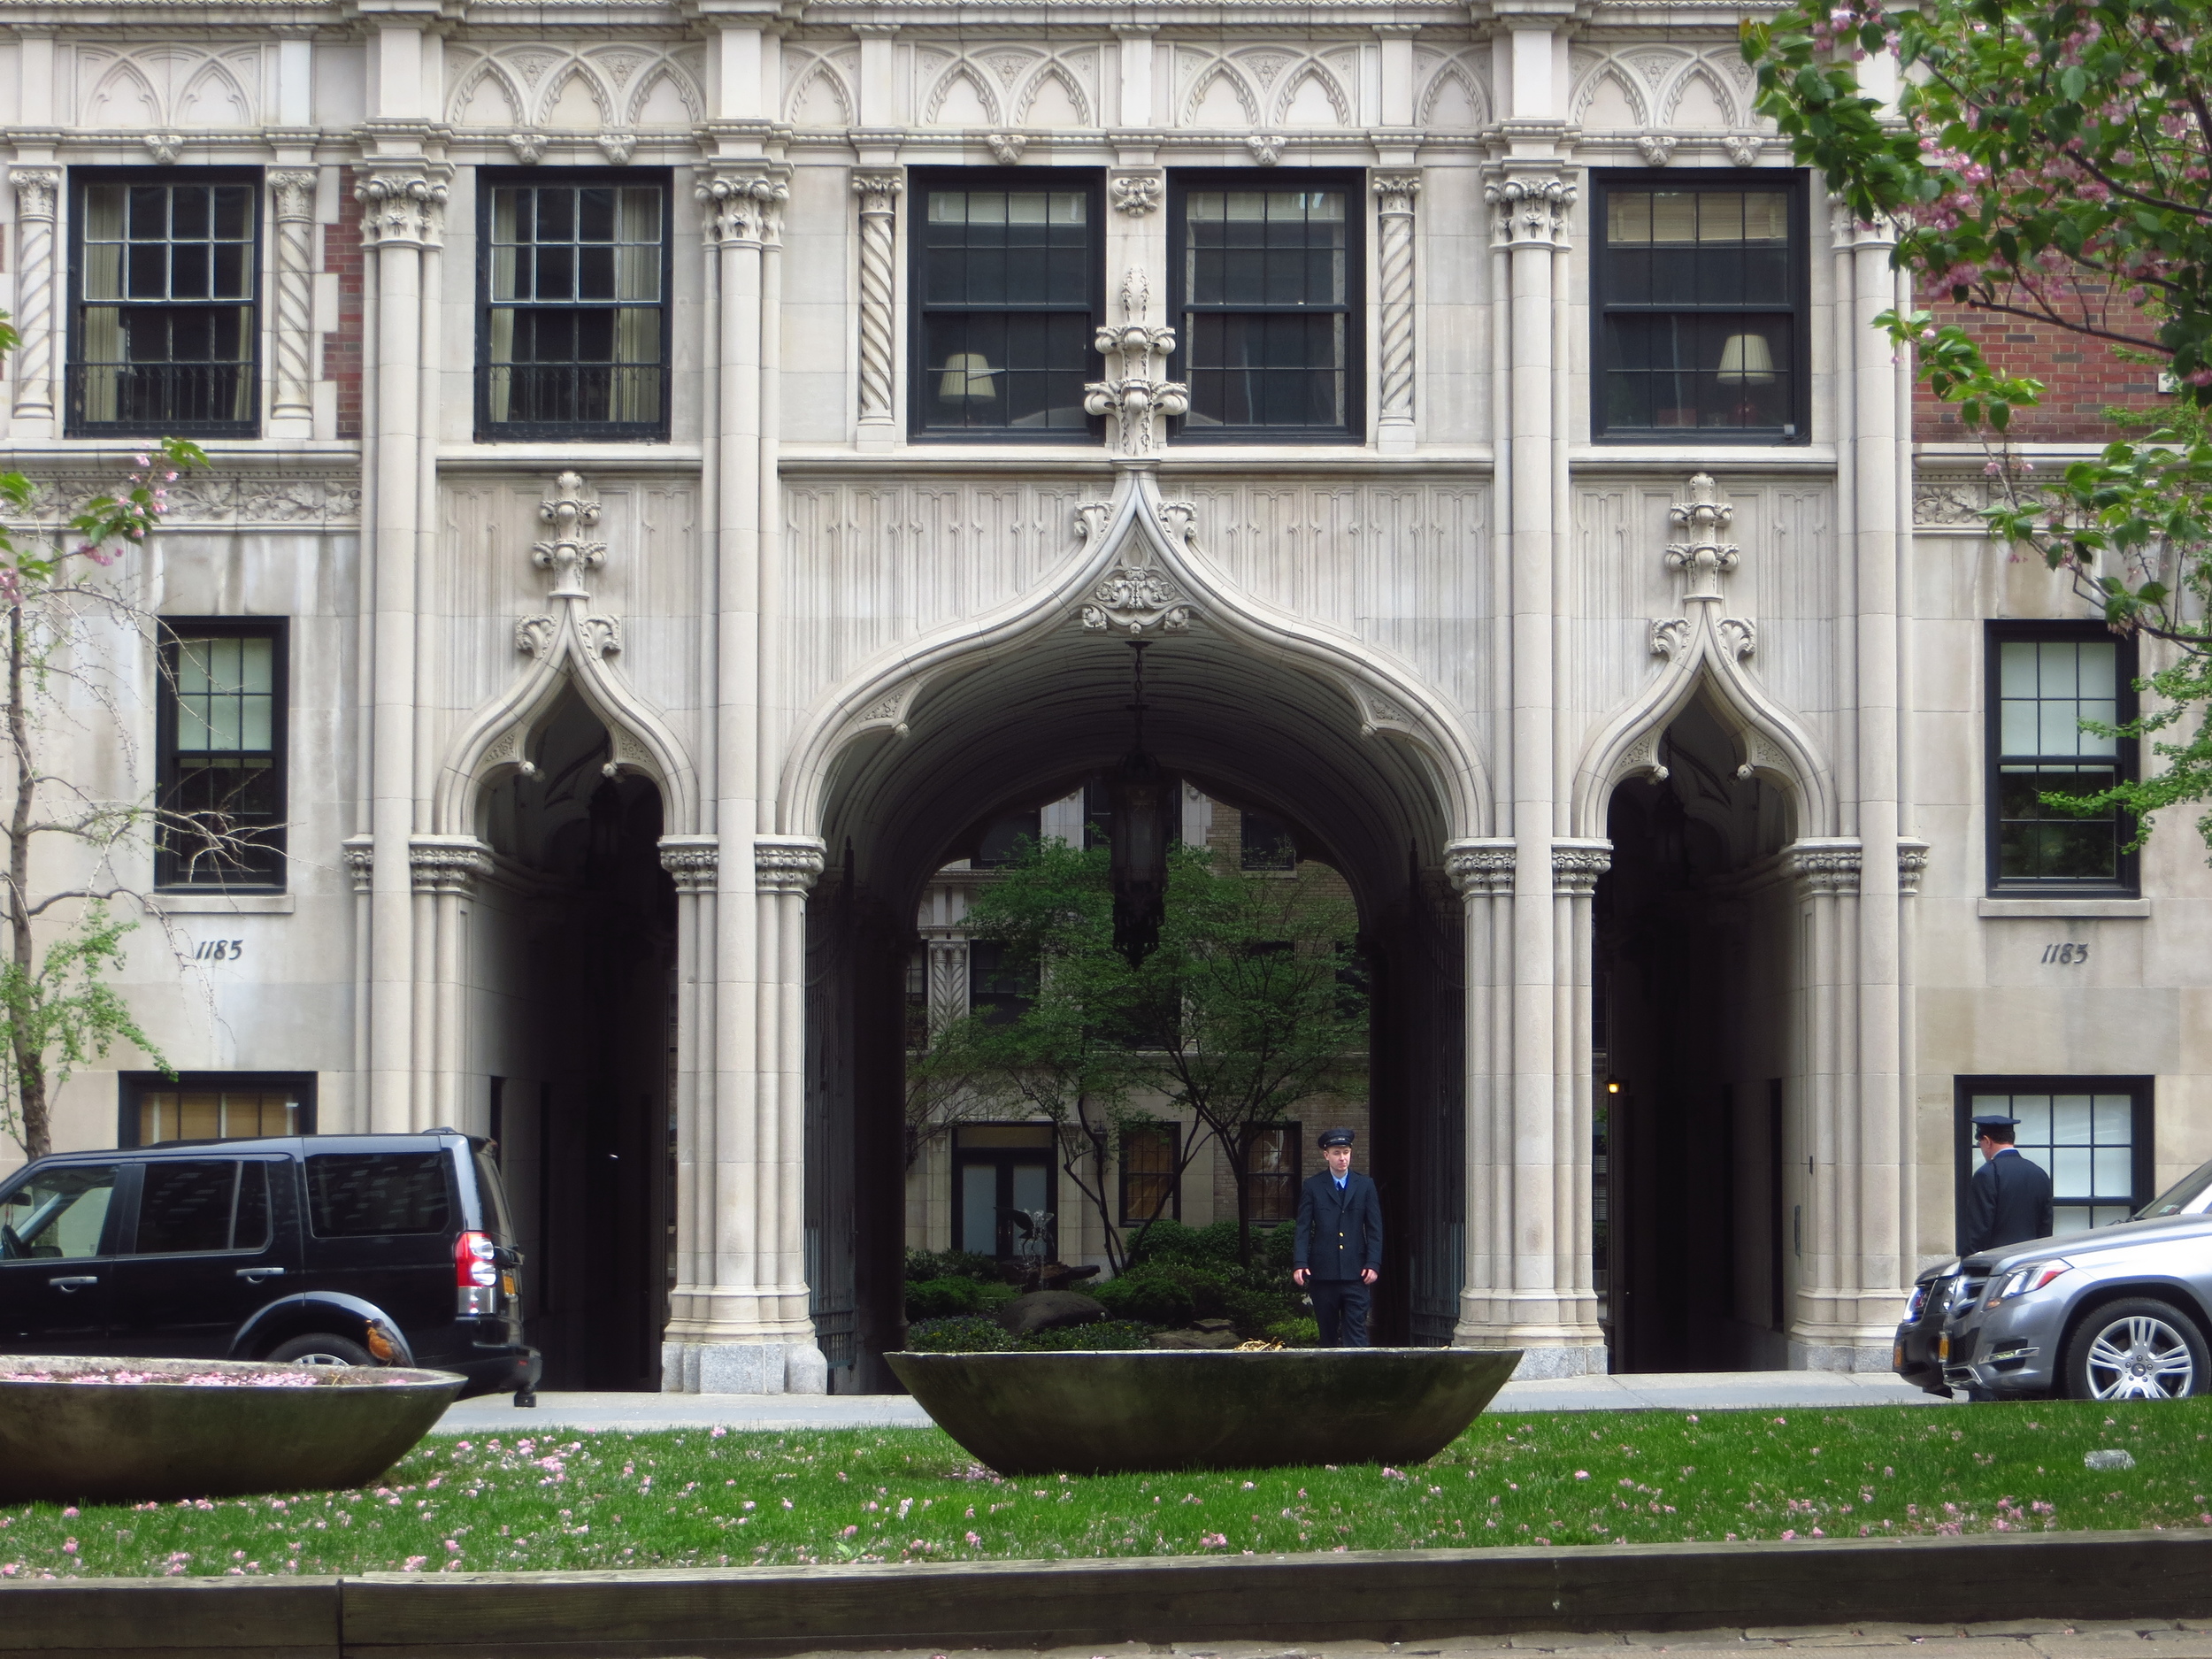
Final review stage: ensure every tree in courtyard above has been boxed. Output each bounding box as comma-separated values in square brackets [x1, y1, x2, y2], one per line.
[0, 315, 208, 1157]
[923, 834, 1368, 1273]
[1743, 0, 2212, 852]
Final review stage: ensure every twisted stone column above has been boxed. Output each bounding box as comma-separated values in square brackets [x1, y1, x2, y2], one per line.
[1371, 172, 1420, 450]
[852, 171, 902, 445]
[268, 170, 320, 429]
[9, 169, 59, 422]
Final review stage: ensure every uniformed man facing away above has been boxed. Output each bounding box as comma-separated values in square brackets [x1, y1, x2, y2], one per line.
[1964, 1113, 2055, 1255]
[1292, 1128, 1383, 1348]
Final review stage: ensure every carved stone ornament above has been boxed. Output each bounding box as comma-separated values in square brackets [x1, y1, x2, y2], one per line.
[1725, 134, 1766, 168]
[507, 132, 549, 166]
[657, 835, 718, 893]
[596, 132, 636, 167]
[341, 834, 375, 893]
[1084, 268, 1189, 458]
[1110, 173, 1163, 216]
[695, 173, 788, 249]
[4, 471, 359, 528]
[1634, 134, 1678, 167]
[8, 167, 58, 221]
[268, 169, 319, 223]
[410, 839, 495, 896]
[1898, 838, 1931, 896]
[1665, 472, 1740, 602]
[1485, 175, 1576, 248]
[755, 836, 828, 894]
[1786, 839, 1863, 897]
[354, 171, 450, 250]
[533, 472, 606, 601]
[984, 133, 1028, 165]
[1081, 565, 1192, 635]
[1552, 841, 1613, 896]
[1247, 134, 1286, 167]
[146, 134, 185, 166]
[1445, 840, 1516, 897]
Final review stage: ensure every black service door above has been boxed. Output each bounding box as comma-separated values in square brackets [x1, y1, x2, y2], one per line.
[0, 1161, 123, 1353]
[109, 1157, 300, 1357]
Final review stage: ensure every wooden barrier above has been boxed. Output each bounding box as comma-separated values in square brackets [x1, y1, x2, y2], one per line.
[4, 1529, 2208, 1658]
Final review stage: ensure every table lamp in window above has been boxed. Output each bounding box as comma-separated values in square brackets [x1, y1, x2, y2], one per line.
[939, 352, 999, 404]
[1717, 332, 1775, 426]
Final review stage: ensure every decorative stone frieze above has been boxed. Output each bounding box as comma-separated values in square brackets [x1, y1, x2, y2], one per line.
[1786, 840, 1863, 897]
[696, 172, 788, 250]
[409, 839, 494, 896]
[1445, 840, 1516, 897]
[756, 836, 827, 894]
[1110, 173, 1162, 216]
[1486, 175, 1575, 248]
[657, 836, 718, 894]
[267, 170, 319, 426]
[852, 171, 903, 431]
[1080, 565, 1192, 635]
[354, 171, 449, 250]
[0, 472, 359, 529]
[1084, 268, 1188, 457]
[1552, 841, 1612, 896]
[8, 168, 59, 420]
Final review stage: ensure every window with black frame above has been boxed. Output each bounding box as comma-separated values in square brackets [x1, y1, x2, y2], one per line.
[480, 174, 669, 440]
[1247, 1124, 1301, 1224]
[1954, 1078, 2153, 1245]
[1985, 624, 2138, 892]
[1593, 176, 1805, 442]
[155, 622, 286, 889]
[119, 1071, 315, 1148]
[1119, 1121, 1181, 1226]
[69, 173, 259, 438]
[1172, 178, 1357, 436]
[912, 172, 1101, 437]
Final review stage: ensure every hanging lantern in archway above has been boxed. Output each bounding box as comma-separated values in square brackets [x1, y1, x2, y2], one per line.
[1109, 641, 1169, 967]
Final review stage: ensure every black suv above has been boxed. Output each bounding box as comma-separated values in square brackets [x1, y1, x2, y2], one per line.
[0, 1132, 540, 1402]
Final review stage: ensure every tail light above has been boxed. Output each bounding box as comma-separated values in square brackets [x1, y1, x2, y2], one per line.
[456, 1230, 498, 1316]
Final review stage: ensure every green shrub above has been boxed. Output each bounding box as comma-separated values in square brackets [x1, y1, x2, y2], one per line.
[904, 1248, 1002, 1284]
[1263, 1315, 1320, 1347]
[1090, 1271, 1195, 1327]
[1015, 1319, 1159, 1352]
[973, 1279, 1019, 1308]
[903, 1316, 1013, 1352]
[904, 1276, 987, 1321]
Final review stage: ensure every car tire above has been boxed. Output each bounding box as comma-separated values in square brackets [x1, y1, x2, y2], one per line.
[2062, 1298, 2208, 1402]
[265, 1333, 374, 1369]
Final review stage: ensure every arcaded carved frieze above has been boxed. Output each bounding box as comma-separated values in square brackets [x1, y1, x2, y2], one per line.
[2, 472, 360, 530]
[1568, 42, 1760, 134]
[75, 43, 264, 134]
[447, 42, 704, 134]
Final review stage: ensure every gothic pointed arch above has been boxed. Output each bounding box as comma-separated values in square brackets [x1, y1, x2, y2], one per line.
[430, 473, 700, 840]
[1569, 473, 1836, 839]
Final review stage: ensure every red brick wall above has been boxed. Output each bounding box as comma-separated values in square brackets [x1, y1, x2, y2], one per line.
[325, 168, 365, 440]
[1911, 286, 2167, 443]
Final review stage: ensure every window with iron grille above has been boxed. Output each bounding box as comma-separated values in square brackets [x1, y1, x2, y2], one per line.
[1953, 1077, 2153, 1245]
[1985, 624, 2139, 892]
[1171, 174, 1360, 438]
[68, 172, 260, 438]
[1247, 1123, 1301, 1224]
[910, 170, 1102, 439]
[479, 173, 671, 440]
[1119, 1121, 1181, 1226]
[1591, 173, 1808, 442]
[155, 621, 286, 889]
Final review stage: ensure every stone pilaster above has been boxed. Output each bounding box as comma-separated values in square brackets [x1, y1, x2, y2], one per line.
[851, 170, 902, 449]
[1371, 172, 1420, 451]
[267, 170, 320, 432]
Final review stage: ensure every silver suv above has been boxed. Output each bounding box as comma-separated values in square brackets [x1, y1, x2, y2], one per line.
[1902, 1158, 2212, 1402]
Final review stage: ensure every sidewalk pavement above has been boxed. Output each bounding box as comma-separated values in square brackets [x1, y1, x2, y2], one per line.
[436, 1367, 1945, 1434]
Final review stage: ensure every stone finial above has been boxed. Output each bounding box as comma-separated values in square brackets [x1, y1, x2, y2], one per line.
[532, 472, 606, 601]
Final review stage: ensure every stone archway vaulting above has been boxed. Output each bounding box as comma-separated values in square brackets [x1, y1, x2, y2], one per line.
[431, 472, 701, 841]
[780, 462, 1491, 864]
[1569, 472, 1838, 841]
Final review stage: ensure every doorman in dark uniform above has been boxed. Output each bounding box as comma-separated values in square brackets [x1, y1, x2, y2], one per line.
[1293, 1128, 1383, 1348]
[1964, 1113, 2055, 1254]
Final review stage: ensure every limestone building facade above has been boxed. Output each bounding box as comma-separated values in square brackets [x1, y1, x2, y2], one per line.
[3, 0, 2203, 1392]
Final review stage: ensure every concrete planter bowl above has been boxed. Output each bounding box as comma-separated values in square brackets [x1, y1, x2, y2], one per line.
[0, 1355, 466, 1504]
[887, 1347, 1521, 1476]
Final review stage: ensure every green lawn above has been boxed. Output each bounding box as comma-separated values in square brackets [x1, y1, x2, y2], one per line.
[9, 1398, 2211, 1579]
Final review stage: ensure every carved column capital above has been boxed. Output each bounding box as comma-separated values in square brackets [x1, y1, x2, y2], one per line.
[1485, 174, 1576, 249]
[353, 169, 450, 250]
[1897, 838, 1930, 896]
[658, 834, 719, 893]
[268, 168, 319, 222]
[8, 167, 60, 219]
[755, 835, 827, 894]
[1371, 171, 1422, 213]
[851, 170, 903, 213]
[1786, 839, 1863, 897]
[1445, 839, 1516, 897]
[409, 837, 495, 896]
[1551, 840, 1613, 896]
[696, 171, 789, 250]
[342, 834, 376, 894]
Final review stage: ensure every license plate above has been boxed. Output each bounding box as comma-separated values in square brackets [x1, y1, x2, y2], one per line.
[1939, 1334, 1950, 1361]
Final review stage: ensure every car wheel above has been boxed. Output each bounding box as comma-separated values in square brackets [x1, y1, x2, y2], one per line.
[265, 1333, 374, 1369]
[2063, 1298, 2208, 1401]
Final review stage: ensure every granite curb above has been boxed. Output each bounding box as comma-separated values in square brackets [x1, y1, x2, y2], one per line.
[2, 1528, 2208, 1658]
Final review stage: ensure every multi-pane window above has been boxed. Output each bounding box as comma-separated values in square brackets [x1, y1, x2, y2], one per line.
[953, 1125, 1056, 1260]
[1240, 810, 1297, 872]
[155, 623, 286, 888]
[1119, 1121, 1181, 1226]
[1593, 176, 1805, 441]
[121, 1072, 315, 1148]
[1247, 1124, 1301, 1224]
[1172, 178, 1358, 436]
[968, 941, 1035, 1027]
[69, 173, 259, 437]
[480, 175, 669, 439]
[912, 173, 1101, 437]
[1955, 1079, 2153, 1242]
[1986, 626, 2137, 892]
